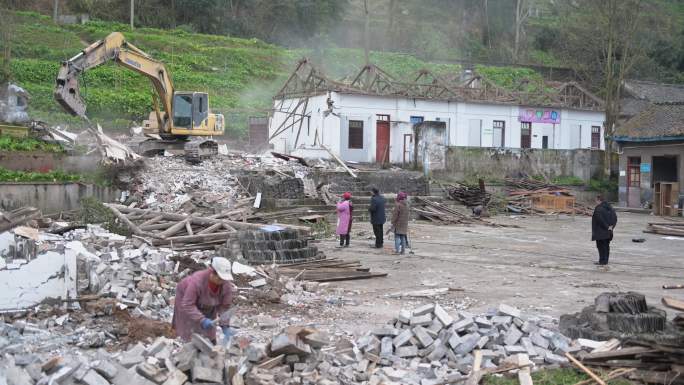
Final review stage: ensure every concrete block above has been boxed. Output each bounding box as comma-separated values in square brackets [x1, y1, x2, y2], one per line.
[476, 335, 489, 349]
[538, 328, 554, 339]
[427, 343, 447, 361]
[192, 366, 223, 383]
[577, 338, 604, 349]
[144, 338, 168, 357]
[245, 343, 267, 362]
[475, 317, 493, 329]
[412, 326, 434, 348]
[380, 337, 393, 358]
[372, 326, 400, 337]
[518, 368, 533, 385]
[498, 304, 521, 318]
[504, 345, 527, 354]
[491, 316, 512, 326]
[119, 354, 144, 369]
[530, 332, 550, 349]
[520, 321, 537, 334]
[520, 337, 538, 356]
[503, 326, 523, 346]
[271, 333, 311, 356]
[191, 334, 215, 356]
[410, 314, 433, 326]
[433, 304, 454, 327]
[93, 361, 118, 380]
[398, 309, 412, 324]
[161, 370, 187, 385]
[82, 370, 110, 385]
[174, 344, 197, 372]
[393, 329, 413, 348]
[544, 352, 568, 364]
[454, 333, 480, 355]
[413, 304, 435, 316]
[136, 363, 167, 384]
[427, 319, 444, 334]
[447, 332, 462, 349]
[452, 317, 474, 332]
[395, 345, 419, 358]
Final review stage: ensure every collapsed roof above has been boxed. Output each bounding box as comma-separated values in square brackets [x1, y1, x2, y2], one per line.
[614, 102, 684, 142]
[275, 58, 604, 111]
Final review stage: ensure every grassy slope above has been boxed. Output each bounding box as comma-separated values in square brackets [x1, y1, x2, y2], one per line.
[6, 11, 550, 137]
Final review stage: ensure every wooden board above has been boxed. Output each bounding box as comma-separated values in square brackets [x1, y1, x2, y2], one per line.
[662, 296, 684, 311]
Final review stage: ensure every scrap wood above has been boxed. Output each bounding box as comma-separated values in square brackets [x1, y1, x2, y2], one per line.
[645, 223, 684, 237]
[662, 296, 684, 311]
[663, 284, 684, 289]
[413, 197, 510, 227]
[566, 352, 607, 385]
[464, 350, 483, 385]
[271, 257, 385, 282]
[0, 206, 41, 232]
[573, 368, 636, 385]
[321, 144, 357, 178]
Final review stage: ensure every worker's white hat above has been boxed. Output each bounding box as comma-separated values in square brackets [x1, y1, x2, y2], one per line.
[211, 257, 234, 281]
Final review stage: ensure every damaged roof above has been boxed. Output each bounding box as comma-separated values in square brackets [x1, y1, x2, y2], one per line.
[275, 58, 604, 111]
[614, 102, 684, 142]
[623, 80, 684, 103]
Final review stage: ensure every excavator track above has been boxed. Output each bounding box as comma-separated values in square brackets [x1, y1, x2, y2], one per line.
[183, 139, 218, 163]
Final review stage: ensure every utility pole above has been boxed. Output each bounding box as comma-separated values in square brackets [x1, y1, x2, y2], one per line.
[130, 0, 134, 29]
[363, 0, 370, 66]
[53, 0, 59, 22]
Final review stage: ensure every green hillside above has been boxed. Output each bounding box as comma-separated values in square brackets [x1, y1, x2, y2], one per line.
[4, 11, 546, 137]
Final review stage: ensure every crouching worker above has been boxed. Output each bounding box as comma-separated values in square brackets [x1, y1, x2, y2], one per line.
[172, 257, 234, 343]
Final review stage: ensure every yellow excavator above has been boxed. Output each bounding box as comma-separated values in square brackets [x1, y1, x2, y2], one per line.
[54, 32, 224, 161]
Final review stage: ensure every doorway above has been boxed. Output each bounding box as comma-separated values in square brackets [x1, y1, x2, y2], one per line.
[627, 156, 641, 207]
[376, 115, 390, 163]
[652, 155, 679, 184]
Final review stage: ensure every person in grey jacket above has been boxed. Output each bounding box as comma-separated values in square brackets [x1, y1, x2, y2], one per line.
[368, 187, 386, 248]
[390, 191, 409, 254]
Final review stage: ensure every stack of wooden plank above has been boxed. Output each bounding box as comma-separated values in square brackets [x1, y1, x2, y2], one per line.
[0, 206, 42, 232]
[446, 183, 491, 207]
[579, 343, 684, 384]
[104, 203, 309, 250]
[505, 178, 593, 216]
[645, 222, 684, 237]
[272, 257, 387, 282]
[412, 197, 501, 227]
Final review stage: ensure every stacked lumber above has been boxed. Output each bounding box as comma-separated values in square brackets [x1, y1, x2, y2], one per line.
[505, 178, 592, 216]
[104, 204, 308, 250]
[0, 206, 42, 232]
[271, 257, 387, 282]
[446, 183, 491, 207]
[412, 197, 501, 227]
[645, 222, 684, 237]
[579, 342, 684, 384]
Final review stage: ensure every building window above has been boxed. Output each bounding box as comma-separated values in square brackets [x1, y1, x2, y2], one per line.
[376, 114, 390, 121]
[591, 126, 601, 149]
[542, 136, 549, 149]
[348, 120, 364, 149]
[410, 116, 424, 125]
[493, 120, 505, 147]
[521, 122, 531, 149]
[628, 157, 641, 188]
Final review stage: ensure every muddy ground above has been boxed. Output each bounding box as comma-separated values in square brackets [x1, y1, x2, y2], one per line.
[234, 212, 683, 340]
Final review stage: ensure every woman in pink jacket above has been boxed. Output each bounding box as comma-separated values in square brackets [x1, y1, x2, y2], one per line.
[336, 192, 353, 247]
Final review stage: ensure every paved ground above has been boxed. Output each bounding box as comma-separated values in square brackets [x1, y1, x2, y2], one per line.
[303, 212, 684, 336]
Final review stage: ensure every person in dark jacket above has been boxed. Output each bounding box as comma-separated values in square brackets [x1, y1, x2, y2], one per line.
[368, 187, 386, 248]
[390, 191, 410, 254]
[592, 194, 618, 266]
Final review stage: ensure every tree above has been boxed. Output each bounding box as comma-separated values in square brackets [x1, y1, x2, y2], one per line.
[558, 0, 658, 177]
[0, 0, 16, 84]
[513, 0, 529, 63]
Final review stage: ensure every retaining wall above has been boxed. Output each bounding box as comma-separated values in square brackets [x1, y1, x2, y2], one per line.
[0, 183, 119, 214]
[436, 147, 604, 182]
[0, 151, 100, 173]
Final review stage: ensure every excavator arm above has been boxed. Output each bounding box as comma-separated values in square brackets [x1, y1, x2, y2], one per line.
[54, 32, 174, 132]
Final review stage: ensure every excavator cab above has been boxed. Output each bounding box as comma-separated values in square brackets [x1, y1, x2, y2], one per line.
[171, 91, 221, 136]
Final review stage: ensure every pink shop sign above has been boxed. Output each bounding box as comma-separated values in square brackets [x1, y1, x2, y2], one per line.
[518, 108, 560, 124]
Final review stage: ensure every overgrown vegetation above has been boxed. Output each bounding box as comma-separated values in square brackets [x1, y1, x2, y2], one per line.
[0, 167, 82, 182]
[484, 368, 632, 385]
[0, 135, 65, 152]
[2, 11, 551, 138]
[78, 196, 130, 236]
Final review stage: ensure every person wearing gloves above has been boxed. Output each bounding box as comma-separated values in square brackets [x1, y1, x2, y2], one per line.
[172, 257, 234, 343]
[336, 192, 353, 247]
[389, 191, 409, 254]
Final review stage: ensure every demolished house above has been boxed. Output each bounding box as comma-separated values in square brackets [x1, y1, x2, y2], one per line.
[269, 59, 605, 166]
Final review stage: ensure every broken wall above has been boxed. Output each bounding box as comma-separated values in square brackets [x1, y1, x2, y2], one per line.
[437, 147, 604, 182]
[0, 238, 80, 312]
[0, 152, 101, 173]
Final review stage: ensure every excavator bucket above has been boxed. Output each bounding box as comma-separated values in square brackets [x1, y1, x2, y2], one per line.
[54, 62, 87, 117]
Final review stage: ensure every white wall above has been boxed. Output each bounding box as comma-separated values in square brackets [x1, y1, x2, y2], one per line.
[268, 92, 606, 162]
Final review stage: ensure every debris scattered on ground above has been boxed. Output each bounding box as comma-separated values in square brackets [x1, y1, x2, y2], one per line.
[0, 206, 42, 233]
[446, 182, 491, 208]
[505, 178, 592, 216]
[412, 197, 507, 227]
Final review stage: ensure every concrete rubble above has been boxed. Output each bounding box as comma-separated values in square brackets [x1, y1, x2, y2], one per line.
[0, 301, 609, 385]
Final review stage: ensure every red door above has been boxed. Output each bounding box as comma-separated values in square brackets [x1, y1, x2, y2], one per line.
[376, 115, 390, 163]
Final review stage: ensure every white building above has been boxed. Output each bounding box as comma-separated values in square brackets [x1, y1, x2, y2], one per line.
[269, 60, 605, 165]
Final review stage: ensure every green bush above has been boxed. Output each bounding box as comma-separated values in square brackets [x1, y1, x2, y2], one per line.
[0, 135, 65, 153]
[0, 167, 81, 182]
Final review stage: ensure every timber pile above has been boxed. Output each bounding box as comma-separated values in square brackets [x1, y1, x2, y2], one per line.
[0, 206, 42, 232]
[412, 197, 501, 227]
[645, 222, 684, 237]
[272, 257, 387, 282]
[505, 178, 592, 215]
[446, 183, 491, 207]
[579, 342, 684, 385]
[103, 203, 308, 250]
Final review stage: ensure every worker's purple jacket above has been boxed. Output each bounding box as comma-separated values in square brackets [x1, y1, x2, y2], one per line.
[172, 268, 233, 342]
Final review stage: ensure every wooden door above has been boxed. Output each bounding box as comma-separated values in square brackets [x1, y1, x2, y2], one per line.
[627, 157, 641, 208]
[376, 115, 390, 163]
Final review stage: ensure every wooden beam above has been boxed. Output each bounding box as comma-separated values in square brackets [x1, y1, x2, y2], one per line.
[565, 353, 606, 385]
[662, 296, 684, 311]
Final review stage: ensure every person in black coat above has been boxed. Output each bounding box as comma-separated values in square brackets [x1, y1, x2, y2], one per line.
[592, 194, 618, 265]
[368, 187, 386, 248]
